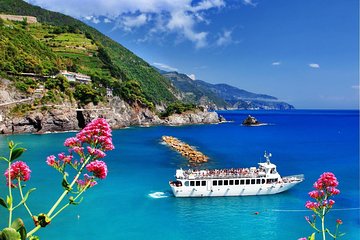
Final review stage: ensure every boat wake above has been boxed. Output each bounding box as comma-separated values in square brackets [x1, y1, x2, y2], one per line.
[148, 191, 171, 199]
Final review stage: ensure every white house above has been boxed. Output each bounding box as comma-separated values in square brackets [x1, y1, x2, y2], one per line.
[59, 70, 91, 84]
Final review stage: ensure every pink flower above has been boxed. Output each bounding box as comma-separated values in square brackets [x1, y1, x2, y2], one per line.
[4, 161, 31, 187]
[46, 155, 57, 166]
[58, 152, 73, 164]
[336, 219, 343, 225]
[64, 137, 80, 147]
[326, 187, 340, 195]
[298, 238, 307, 240]
[87, 146, 106, 159]
[77, 174, 97, 190]
[305, 201, 319, 210]
[315, 172, 339, 189]
[76, 118, 114, 151]
[86, 160, 108, 179]
[71, 146, 84, 155]
[328, 199, 335, 207]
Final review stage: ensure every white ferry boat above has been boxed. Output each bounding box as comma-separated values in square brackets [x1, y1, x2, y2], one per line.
[169, 152, 304, 197]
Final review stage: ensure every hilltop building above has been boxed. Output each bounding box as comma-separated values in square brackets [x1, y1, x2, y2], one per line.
[59, 70, 91, 84]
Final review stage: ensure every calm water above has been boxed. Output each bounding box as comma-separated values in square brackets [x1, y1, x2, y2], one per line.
[0, 110, 359, 239]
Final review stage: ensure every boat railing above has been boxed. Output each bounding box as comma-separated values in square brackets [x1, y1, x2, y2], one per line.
[282, 174, 305, 182]
[177, 173, 267, 180]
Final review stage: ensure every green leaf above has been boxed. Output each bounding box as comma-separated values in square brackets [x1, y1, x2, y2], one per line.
[10, 148, 26, 162]
[0, 157, 8, 162]
[10, 219, 26, 240]
[69, 196, 83, 205]
[0, 198, 7, 209]
[62, 177, 71, 191]
[309, 232, 316, 240]
[0, 228, 21, 240]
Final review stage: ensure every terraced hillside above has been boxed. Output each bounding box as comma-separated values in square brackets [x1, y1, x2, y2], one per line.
[0, 0, 177, 106]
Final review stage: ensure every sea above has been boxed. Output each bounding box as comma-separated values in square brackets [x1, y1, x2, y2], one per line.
[0, 110, 359, 240]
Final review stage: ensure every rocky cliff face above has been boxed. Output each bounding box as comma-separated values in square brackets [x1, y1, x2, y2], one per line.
[0, 81, 222, 134]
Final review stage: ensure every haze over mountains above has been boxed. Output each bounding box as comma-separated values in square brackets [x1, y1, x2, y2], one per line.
[160, 70, 294, 110]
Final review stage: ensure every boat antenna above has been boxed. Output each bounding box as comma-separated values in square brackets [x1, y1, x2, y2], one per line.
[264, 151, 272, 164]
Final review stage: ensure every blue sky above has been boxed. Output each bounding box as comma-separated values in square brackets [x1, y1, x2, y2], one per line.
[28, 0, 359, 109]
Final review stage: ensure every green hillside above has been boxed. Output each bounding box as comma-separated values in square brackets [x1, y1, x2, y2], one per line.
[0, 0, 177, 106]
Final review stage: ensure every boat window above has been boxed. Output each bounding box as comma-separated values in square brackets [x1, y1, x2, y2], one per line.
[229, 180, 234, 185]
[251, 179, 255, 184]
[218, 180, 223, 186]
[224, 180, 228, 185]
[235, 180, 239, 185]
[266, 179, 270, 184]
[213, 180, 217, 186]
[202, 181, 206, 186]
[246, 179, 250, 185]
[185, 181, 189, 186]
[190, 181, 195, 186]
[256, 179, 261, 184]
[240, 179, 244, 185]
[196, 181, 201, 186]
[262, 179, 265, 184]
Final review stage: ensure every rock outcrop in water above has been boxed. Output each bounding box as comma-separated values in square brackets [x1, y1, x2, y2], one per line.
[242, 115, 262, 126]
[162, 136, 209, 163]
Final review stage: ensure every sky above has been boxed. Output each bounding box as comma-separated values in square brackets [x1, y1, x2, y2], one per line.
[27, 0, 359, 109]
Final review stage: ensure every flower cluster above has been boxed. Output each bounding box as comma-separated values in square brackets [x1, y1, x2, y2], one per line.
[77, 174, 97, 191]
[4, 161, 31, 187]
[47, 118, 114, 191]
[64, 118, 114, 152]
[305, 172, 340, 212]
[86, 160, 108, 179]
[303, 172, 344, 240]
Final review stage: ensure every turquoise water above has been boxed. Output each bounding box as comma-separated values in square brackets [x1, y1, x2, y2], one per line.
[0, 110, 359, 239]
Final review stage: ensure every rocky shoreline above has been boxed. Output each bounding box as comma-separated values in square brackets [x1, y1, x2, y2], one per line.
[0, 77, 223, 135]
[0, 97, 222, 135]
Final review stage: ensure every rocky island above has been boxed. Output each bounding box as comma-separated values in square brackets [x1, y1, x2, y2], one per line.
[242, 115, 265, 126]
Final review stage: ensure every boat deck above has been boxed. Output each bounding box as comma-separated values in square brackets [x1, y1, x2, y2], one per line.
[177, 168, 269, 180]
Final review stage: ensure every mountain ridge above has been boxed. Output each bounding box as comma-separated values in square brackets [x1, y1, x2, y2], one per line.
[159, 70, 294, 110]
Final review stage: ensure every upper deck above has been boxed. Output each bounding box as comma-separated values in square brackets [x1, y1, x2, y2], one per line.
[176, 167, 274, 180]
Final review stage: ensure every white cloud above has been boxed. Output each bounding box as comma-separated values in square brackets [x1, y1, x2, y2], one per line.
[84, 15, 100, 24]
[272, 61, 281, 66]
[309, 63, 320, 68]
[243, 0, 257, 7]
[26, 0, 230, 48]
[187, 74, 196, 80]
[216, 30, 233, 46]
[104, 18, 111, 23]
[153, 62, 178, 72]
[120, 14, 149, 31]
[351, 85, 360, 89]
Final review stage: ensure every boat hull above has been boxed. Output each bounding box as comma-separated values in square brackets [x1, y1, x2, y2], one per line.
[170, 180, 302, 197]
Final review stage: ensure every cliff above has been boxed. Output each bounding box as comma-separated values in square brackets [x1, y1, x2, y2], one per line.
[0, 79, 221, 134]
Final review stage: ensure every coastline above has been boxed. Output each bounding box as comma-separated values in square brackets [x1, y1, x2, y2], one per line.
[0, 103, 223, 135]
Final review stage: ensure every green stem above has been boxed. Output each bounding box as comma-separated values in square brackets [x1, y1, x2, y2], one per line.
[321, 207, 326, 240]
[18, 178, 33, 218]
[7, 155, 12, 227]
[26, 155, 91, 238]
[50, 182, 90, 221]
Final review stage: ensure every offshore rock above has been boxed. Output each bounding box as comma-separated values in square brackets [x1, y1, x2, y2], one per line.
[242, 115, 261, 126]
